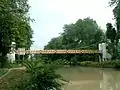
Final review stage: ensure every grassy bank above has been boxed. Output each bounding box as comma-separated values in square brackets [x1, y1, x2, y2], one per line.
[79, 61, 120, 68]
[0, 60, 65, 90]
[50, 59, 120, 68]
[0, 69, 8, 77]
[0, 69, 28, 90]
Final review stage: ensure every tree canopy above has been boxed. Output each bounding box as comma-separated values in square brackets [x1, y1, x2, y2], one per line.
[45, 18, 104, 50]
[44, 18, 104, 62]
[0, 0, 33, 67]
[109, 0, 120, 43]
[106, 0, 120, 59]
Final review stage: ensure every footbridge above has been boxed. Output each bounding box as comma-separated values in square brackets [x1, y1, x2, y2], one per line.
[16, 50, 101, 54]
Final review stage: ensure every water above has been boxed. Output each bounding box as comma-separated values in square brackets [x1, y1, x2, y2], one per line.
[57, 67, 120, 90]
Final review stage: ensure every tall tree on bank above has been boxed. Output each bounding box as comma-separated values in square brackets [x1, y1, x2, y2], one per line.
[61, 18, 104, 50]
[106, 23, 116, 43]
[109, 0, 120, 43]
[106, 23, 117, 59]
[44, 18, 104, 61]
[45, 18, 104, 50]
[109, 0, 120, 59]
[0, 0, 33, 67]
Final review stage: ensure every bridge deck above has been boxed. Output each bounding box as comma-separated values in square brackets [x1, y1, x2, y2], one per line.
[16, 50, 101, 54]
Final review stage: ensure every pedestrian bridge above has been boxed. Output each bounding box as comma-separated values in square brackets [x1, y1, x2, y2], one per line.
[16, 50, 101, 55]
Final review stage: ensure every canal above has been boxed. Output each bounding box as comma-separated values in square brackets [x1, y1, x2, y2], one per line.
[57, 67, 120, 90]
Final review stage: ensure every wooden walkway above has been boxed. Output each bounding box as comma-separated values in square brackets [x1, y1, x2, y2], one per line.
[16, 50, 101, 54]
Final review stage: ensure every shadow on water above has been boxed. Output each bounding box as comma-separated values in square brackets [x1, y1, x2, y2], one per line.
[57, 67, 120, 90]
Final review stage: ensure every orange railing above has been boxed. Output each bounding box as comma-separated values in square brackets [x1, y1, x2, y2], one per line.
[16, 50, 101, 54]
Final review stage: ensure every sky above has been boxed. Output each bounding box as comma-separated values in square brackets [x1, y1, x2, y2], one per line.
[29, 0, 115, 49]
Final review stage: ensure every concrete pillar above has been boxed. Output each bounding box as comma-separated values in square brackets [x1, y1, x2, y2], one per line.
[102, 43, 107, 61]
[99, 43, 107, 61]
[99, 44, 102, 62]
[7, 42, 16, 63]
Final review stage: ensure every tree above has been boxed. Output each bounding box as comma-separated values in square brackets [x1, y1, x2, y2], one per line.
[44, 18, 104, 62]
[44, 36, 63, 50]
[109, 0, 120, 59]
[62, 18, 104, 49]
[106, 23, 117, 59]
[0, 0, 33, 67]
[106, 23, 116, 43]
[109, 0, 120, 42]
[15, 60, 65, 90]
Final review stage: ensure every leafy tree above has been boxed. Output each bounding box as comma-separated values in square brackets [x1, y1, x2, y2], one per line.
[109, 0, 120, 59]
[44, 18, 104, 62]
[16, 60, 65, 90]
[44, 36, 63, 50]
[62, 18, 104, 50]
[106, 23, 116, 43]
[0, 0, 33, 67]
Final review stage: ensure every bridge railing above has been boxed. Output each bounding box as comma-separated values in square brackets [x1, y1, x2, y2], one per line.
[15, 50, 101, 55]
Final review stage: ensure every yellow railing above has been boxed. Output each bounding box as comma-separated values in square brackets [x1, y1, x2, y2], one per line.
[16, 50, 101, 54]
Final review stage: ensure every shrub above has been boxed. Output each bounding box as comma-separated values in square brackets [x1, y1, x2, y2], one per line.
[79, 60, 120, 68]
[17, 60, 65, 90]
[114, 61, 120, 68]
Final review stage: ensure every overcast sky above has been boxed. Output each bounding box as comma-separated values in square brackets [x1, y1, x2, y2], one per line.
[29, 0, 115, 49]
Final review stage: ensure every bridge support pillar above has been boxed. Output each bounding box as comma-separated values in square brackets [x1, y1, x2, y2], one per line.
[99, 43, 107, 61]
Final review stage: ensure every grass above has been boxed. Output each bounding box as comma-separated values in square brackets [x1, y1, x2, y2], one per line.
[0, 69, 29, 90]
[0, 60, 64, 90]
[9, 63, 22, 68]
[0, 69, 8, 77]
[79, 61, 120, 68]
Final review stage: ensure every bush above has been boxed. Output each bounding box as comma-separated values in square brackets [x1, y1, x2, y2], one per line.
[16, 60, 65, 90]
[79, 60, 120, 68]
[0, 56, 10, 68]
[114, 61, 120, 68]
[52, 59, 70, 65]
[0, 69, 8, 77]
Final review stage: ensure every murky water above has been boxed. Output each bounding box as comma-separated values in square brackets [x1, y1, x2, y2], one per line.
[57, 67, 120, 90]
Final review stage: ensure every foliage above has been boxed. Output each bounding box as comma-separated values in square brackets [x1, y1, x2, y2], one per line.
[108, 0, 120, 59]
[18, 60, 65, 90]
[106, 23, 116, 43]
[44, 36, 63, 49]
[79, 61, 120, 68]
[0, 60, 66, 90]
[0, 0, 33, 68]
[45, 18, 104, 50]
[61, 18, 104, 49]
[0, 69, 8, 77]
[44, 18, 104, 62]
[106, 23, 117, 59]
[0, 69, 29, 90]
[51, 59, 70, 65]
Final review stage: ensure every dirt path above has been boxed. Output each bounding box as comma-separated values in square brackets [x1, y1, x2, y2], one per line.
[0, 67, 25, 79]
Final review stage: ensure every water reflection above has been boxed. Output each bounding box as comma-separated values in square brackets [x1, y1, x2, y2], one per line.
[100, 71, 120, 90]
[57, 67, 120, 90]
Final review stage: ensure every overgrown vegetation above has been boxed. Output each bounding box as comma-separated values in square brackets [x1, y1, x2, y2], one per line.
[79, 61, 120, 68]
[44, 18, 103, 62]
[106, 0, 120, 60]
[0, 60, 66, 90]
[0, 69, 28, 90]
[1, 0, 120, 89]
[0, 0, 33, 68]
[0, 69, 8, 77]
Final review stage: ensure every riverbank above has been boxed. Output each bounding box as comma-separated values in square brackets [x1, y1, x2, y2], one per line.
[51, 60, 120, 69]
[1, 60, 120, 90]
[79, 61, 120, 68]
[0, 69, 8, 77]
[0, 69, 27, 90]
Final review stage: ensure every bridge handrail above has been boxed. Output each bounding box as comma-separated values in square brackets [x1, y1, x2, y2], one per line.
[15, 50, 101, 54]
